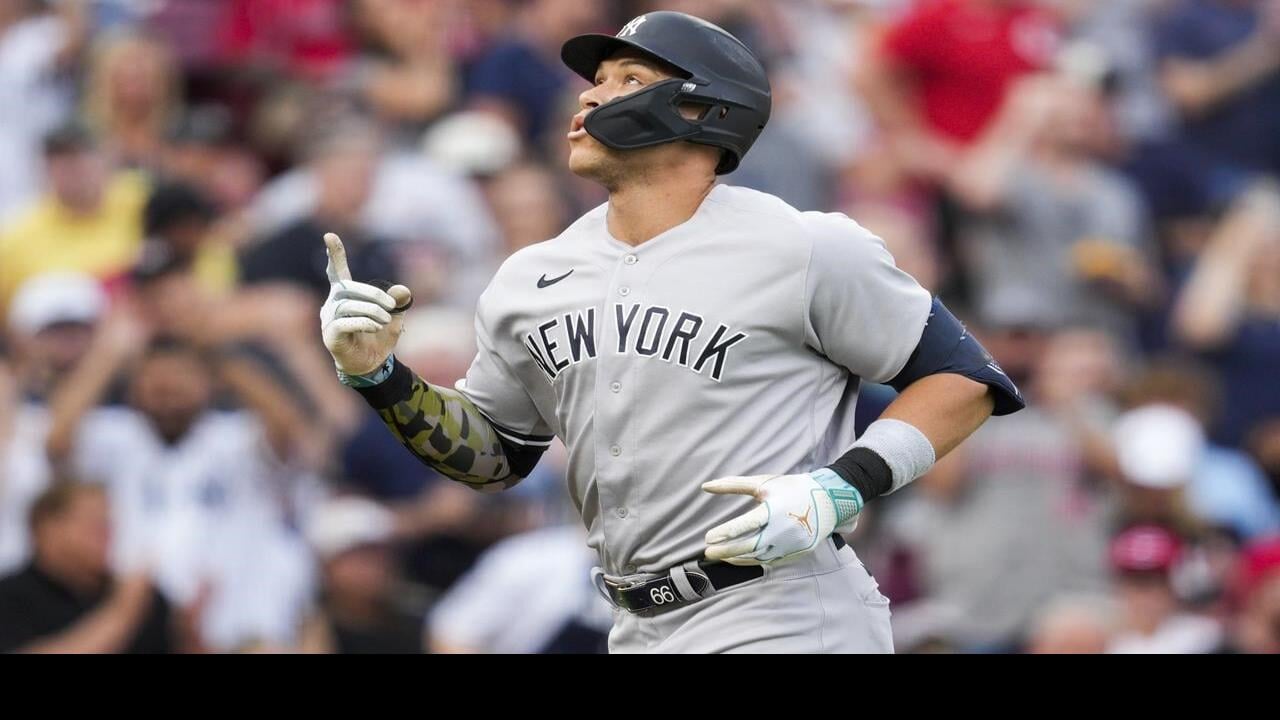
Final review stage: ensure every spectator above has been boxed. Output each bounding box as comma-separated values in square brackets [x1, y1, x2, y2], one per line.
[1025, 594, 1115, 654]
[1217, 535, 1280, 653]
[429, 523, 611, 654]
[0, 272, 106, 573]
[881, 327, 1118, 651]
[0, 482, 191, 653]
[420, 109, 523, 178]
[3, 271, 106, 403]
[159, 105, 267, 214]
[249, 116, 502, 310]
[1118, 359, 1280, 540]
[948, 73, 1159, 341]
[1066, 0, 1175, 144]
[129, 243, 358, 455]
[348, 0, 457, 136]
[1106, 524, 1222, 653]
[857, 0, 1062, 183]
[298, 496, 426, 654]
[464, 0, 604, 143]
[217, 0, 354, 83]
[1172, 181, 1280, 452]
[143, 181, 239, 294]
[0, 123, 147, 313]
[82, 31, 183, 171]
[240, 119, 398, 302]
[1110, 403, 1208, 533]
[483, 160, 572, 256]
[1156, 0, 1280, 177]
[0, 0, 86, 220]
[44, 321, 318, 651]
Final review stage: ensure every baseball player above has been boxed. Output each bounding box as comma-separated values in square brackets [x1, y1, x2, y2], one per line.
[319, 11, 1024, 653]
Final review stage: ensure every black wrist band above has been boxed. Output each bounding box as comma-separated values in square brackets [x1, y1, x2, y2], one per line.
[353, 356, 416, 409]
[827, 447, 894, 503]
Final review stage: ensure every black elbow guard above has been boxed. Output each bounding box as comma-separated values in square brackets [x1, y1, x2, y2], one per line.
[887, 298, 1026, 416]
[495, 435, 546, 478]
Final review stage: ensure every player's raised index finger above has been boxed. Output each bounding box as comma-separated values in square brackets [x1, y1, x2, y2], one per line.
[324, 232, 352, 283]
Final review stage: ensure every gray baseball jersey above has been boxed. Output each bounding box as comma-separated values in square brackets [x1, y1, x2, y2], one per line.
[456, 184, 932, 577]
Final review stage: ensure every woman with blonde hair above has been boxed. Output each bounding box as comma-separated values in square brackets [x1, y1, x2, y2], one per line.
[82, 32, 183, 171]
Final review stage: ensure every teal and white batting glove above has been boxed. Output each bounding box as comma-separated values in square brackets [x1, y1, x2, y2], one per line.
[320, 232, 413, 385]
[702, 469, 863, 566]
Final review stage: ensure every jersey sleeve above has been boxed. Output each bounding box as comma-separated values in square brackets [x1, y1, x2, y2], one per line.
[803, 214, 933, 384]
[453, 286, 555, 450]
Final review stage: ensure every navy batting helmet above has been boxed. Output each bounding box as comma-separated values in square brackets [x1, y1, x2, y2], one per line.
[560, 11, 771, 175]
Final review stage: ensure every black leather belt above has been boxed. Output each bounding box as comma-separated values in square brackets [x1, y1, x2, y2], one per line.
[605, 535, 846, 613]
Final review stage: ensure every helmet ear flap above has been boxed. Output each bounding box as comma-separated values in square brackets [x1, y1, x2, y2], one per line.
[675, 101, 714, 122]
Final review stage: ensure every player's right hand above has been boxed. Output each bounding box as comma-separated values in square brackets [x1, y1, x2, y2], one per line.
[320, 232, 413, 377]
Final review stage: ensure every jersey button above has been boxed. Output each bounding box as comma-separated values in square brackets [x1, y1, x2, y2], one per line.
[618, 286, 630, 296]
[609, 445, 622, 457]
[624, 564, 637, 574]
[610, 382, 621, 393]
[623, 254, 638, 265]
[615, 507, 629, 518]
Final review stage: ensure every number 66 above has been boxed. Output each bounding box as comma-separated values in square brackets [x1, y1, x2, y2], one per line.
[650, 585, 676, 605]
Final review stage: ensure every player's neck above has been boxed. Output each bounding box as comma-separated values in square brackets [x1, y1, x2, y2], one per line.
[606, 176, 716, 246]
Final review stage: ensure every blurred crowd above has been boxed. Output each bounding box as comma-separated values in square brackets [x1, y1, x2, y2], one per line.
[0, 0, 1277, 654]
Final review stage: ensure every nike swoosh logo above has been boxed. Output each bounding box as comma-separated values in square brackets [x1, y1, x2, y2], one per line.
[537, 269, 574, 288]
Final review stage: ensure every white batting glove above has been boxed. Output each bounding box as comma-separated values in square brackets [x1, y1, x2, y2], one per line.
[702, 469, 863, 566]
[320, 232, 413, 379]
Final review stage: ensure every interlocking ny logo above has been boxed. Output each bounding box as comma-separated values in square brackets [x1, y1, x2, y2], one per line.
[618, 15, 647, 37]
[788, 507, 814, 535]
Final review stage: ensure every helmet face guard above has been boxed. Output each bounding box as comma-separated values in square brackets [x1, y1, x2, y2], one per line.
[583, 79, 703, 151]
[562, 11, 772, 175]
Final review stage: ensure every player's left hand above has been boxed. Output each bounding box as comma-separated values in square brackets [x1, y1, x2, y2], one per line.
[701, 469, 863, 566]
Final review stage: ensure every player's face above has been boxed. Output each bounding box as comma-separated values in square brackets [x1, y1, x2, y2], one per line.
[567, 50, 684, 184]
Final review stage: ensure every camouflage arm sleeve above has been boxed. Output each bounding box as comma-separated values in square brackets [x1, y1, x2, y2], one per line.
[352, 357, 541, 493]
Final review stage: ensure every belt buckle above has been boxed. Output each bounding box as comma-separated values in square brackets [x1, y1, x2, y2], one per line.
[605, 574, 651, 593]
[604, 574, 657, 613]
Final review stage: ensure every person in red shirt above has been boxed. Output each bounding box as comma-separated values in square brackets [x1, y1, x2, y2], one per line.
[218, 0, 354, 83]
[857, 0, 1062, 182]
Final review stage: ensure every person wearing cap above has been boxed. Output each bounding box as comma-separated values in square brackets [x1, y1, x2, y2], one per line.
[298, 496, 425, 654]
[1106, 524, 1222, 653]
[0, 272, 107, 574]
[1111, 402, 1209, 532]
[1117, 361, 1280, 541]
[0, 122, 149, 314]
[3, 271, 106, 402]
